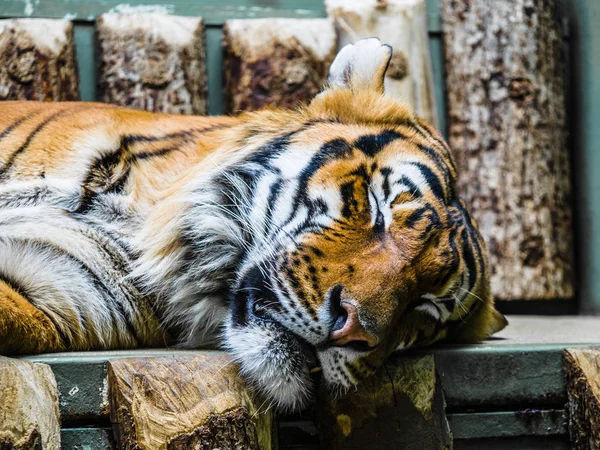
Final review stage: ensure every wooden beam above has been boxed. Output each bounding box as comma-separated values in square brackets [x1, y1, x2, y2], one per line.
[315, 354, 451, 449]
[0, 18, 79, 101]
[565, 348, 600, 449]
[0, 356, 61, 449]
[326, 0, 438, 127]
[441, 0, 573, 301]
[96, 13, 207, 115]
[222, 18, 336, 114]
[108, 354, 274, 449]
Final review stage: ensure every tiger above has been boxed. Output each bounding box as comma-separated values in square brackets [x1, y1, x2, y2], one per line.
[0, 38, 506, 411]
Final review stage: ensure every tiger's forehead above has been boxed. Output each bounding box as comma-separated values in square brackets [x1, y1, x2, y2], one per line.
[270, 121, 457, 202]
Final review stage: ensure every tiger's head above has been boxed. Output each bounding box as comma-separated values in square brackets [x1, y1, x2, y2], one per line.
[218, 39, 507, 411]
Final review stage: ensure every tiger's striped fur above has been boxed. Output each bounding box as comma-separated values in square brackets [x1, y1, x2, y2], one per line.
[0, 39, 506, 410]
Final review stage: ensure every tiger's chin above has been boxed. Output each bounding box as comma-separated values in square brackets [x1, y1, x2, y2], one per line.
[224, 321, 320, 412]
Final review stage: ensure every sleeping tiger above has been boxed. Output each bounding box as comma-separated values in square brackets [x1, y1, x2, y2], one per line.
[0, 38, 506, 410]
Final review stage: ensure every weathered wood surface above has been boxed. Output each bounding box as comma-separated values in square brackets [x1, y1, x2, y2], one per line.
[565, 348, 600, 449]
[97, 13, 207, 115]
[0, 356, 61, 449]
[222, 18, 336, 113]
[316, 354, 451, 449]
[0, 18, 79, 101]
[441, 0, 573, 300]
[326, 0, 438, 127]
[108, 354, 274, 450]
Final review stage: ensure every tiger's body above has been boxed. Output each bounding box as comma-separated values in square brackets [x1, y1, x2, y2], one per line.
[0, 39, 505, 410]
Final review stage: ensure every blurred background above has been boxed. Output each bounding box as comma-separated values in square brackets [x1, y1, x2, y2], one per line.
[0, 0, 598, 314]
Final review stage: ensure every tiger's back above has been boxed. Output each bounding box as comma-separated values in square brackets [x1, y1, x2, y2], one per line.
[0, 101, 239, 353]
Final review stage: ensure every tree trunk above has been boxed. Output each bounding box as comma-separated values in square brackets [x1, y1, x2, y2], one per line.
[0, 19, 79, 101]
[315, 354, 452, 450]
[565, 348, 600, 450]
[0, 356, 61, 449]
[326, 0, 438, 127]
[108, 354, 275, 450]
[441, 0, 573, 300]
[222, 18, 336, 114]
[97, 13, 207, 115]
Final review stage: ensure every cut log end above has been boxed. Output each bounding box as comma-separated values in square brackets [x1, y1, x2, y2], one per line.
[222, 18, 336, 114]
[108, 354, 274, 450]
[565, 348, 600, 450]
[0, 18, 79, 101]
[0, 356, 61, 450]
[96, 13, 207, 115]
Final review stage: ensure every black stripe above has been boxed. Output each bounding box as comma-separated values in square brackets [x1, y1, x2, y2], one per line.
[408, 162, 446, 200]
[394, 175, 423, 199]
[353, 130, 403, 157]
[283, 138, 353, 227]
[380, 167, 392, 201]
[0, 113, 36, 142]
[9, 237, 140, 344]
[340, 181, 357, 218]
[123, 125, 231, 145]
[415, 143, 452, 196]
[461, 228, 478, 293]
[134, 146, 178, 160]
[0, 110, 75, 179]
[0, 270, 74, 347]
[263, 179, 284, 236]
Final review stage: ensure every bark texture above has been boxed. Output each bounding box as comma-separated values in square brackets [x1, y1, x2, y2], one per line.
[326, 0, 438, 127]
[316, 354, 451, 450]
[0, 19, 79, 101]
[565, 348, 600, 450]
[442, 0, 573, 300]
[97, 13, 207, 115]
[108, 354, 274, 450]
[222, 18, 336, 114]
[0, 356, 61, 449]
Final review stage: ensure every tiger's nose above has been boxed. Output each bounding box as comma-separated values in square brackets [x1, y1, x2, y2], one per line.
[330, 301, 378, 348]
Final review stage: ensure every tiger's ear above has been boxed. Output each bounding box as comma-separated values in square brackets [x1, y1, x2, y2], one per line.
[327, 37, 392, 94]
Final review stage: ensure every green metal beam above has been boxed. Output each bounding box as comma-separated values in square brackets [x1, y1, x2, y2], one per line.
[566, 0, 600, 314]
[0, 0, 326, 25]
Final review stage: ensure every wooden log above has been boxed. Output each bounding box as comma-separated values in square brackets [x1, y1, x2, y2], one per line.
[97, 13, 207, 115]
[0, 18, 79, 101]
[108, 354, 275, 449]
[441, 0, 574, 300]
[316, 354, 452, 449]
[565, 348, 600, 449]
[325, 0, 438, 127]
[0, 356, 61, 449]
[222, 18, 337, 114]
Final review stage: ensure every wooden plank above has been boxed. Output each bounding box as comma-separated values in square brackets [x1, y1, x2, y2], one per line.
[60, 428, 115, 450]
[448, 410, 567, 439]
[97, 13, 207, 115]
[222, 18, 336, 113]
[108, 354, 275, 449]
[564, 347, 600, 449]
[18, 317, 600, 422]
[326, 0, 439, 127]
[0, 0, 326, 26]
[315, 354, 452, 449]
[454, 436, 570, 450]
[0, 356, 61, 449]
[0, 18, 79, 101]
[441, 0, 574, 301]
